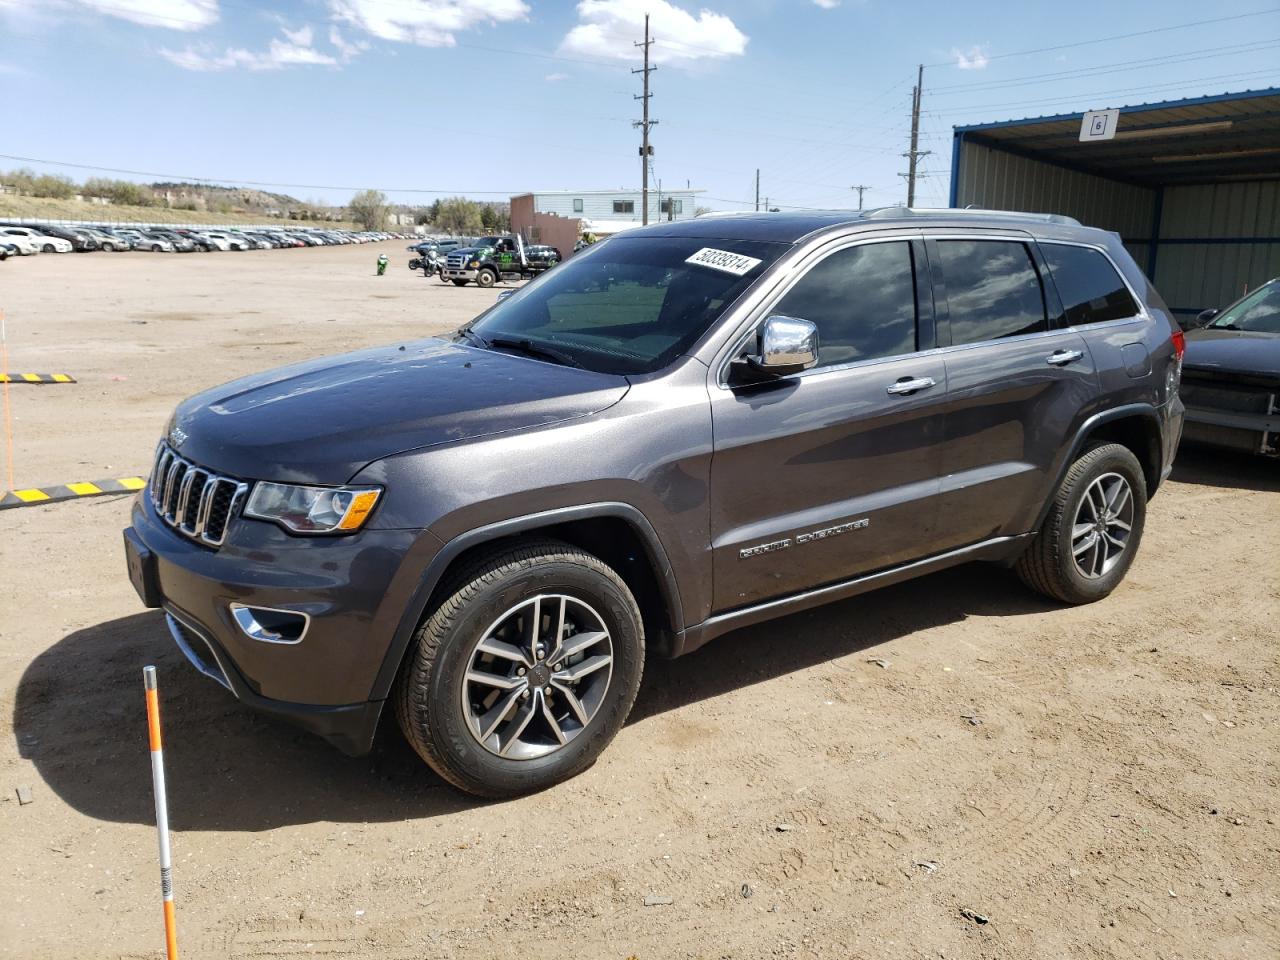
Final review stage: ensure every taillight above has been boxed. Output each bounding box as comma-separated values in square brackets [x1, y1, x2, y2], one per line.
[1171, 329, 1186, 361]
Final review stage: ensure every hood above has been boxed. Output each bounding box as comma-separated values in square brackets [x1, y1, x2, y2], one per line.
[170, 338, 629, 484]
[451, 245, 492, 258]
[1183, 327, 1280, 381]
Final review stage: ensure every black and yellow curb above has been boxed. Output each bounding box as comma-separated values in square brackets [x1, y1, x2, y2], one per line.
[0, 476, 146, 510]
[0, 373, 77, 384]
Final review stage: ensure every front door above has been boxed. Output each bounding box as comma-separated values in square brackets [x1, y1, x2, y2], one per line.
[708, 237, 950, 612]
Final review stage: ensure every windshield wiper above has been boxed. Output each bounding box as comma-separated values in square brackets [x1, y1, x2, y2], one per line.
[487, 336, 583, 369]
[458, 326, 490, 348]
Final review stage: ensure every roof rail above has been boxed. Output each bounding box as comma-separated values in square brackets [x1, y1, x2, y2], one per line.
[862, 206, 1081, 226]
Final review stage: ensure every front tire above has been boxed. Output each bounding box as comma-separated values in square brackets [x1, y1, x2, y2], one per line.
[1016, 442, 1147, 604]
[475, 268, 497, 288]
[394, 540, 645, 798]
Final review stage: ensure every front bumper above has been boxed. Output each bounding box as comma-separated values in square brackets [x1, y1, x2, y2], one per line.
[444, 267, 478, 280]
[125, 494, 426, 755]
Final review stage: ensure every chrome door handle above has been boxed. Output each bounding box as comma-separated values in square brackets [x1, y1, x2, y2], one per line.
[886, 376, 936, 395]
[1046, 349, 1084, 366]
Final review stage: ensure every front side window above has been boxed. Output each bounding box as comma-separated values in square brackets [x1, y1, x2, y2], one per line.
[770, 241, 918, 368]
[613, 200, 635, 214]
[1209, 282, 1280, 334]
[1042, 243, 1139, 326]
[937, 239, 1046, 345]
[469, 236, 788, 375]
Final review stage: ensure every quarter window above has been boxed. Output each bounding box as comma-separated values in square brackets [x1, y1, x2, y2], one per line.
[1041, 243, 1139, 326]
[937, 240, 1046, 345]
[771, 241, 918, 368]
[613, 200, 635, 214]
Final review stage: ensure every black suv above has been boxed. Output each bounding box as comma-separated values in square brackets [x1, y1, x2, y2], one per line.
[124, 208, 1184, 797]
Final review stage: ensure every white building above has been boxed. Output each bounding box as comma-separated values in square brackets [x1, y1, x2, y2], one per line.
[512, 187, 704, 237]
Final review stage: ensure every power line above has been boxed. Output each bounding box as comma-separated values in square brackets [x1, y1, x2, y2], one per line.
[929, 38, 1280, 94]
[923, 8, 1280, 68]
[928, 68, 1280, 117]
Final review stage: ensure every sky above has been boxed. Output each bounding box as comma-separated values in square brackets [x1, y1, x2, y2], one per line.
[0, 0, 1278, 212]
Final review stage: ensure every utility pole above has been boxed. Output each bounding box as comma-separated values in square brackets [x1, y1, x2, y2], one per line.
[632, 15, 657, 226]
[755, 169, 760, 212]
[901, 63, 930, 207]
[851, 184, 870, 210]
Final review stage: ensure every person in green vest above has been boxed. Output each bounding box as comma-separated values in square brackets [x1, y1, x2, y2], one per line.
[376, 253, 388, 276]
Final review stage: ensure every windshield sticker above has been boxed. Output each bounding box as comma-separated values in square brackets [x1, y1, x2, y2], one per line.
[685, 247, 763, 276]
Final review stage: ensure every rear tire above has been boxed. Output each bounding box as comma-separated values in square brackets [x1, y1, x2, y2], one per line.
[1016, 442, 1147, 604]
[394, 540, 645, 798]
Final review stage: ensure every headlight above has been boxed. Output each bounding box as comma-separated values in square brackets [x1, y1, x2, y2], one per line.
[244, 482, 381, 534]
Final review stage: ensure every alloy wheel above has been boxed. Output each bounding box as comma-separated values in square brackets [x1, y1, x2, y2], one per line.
[1070, 472, 1134, 579]
[461, 594, 613, 760]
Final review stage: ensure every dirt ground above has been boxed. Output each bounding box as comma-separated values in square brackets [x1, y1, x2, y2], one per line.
[1, 242, 1277, 960]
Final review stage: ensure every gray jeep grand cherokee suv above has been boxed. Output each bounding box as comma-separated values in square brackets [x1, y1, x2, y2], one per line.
[124, 208, 1185, 797]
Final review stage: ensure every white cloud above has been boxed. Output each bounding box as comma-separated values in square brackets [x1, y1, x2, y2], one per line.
[544, 72, 569, 81]
[560, 0, 747, 65]
[161, 25, 339, 71]
[813, 0, 840, 8]
[77, 0, 218, 31]
[328, 0, 529, 48]
[328, 25, 368, 61]
[952, 45, 989, 70]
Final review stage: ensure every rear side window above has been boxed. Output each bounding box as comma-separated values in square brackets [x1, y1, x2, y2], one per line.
[1041, 243, 1140, 326]
[771, 241, 917, 368]
[936, 240, 1046, 345]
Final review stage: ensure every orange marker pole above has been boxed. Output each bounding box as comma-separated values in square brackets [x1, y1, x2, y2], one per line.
[144, 666, 179, 960]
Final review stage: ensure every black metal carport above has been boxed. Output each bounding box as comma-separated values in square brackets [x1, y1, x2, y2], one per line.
[950, 87, 1280, 317]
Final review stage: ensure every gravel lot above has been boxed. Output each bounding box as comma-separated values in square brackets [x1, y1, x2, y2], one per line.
[1, 242, 1277, 960]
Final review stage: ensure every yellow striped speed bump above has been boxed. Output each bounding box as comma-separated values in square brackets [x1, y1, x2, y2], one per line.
[0, 373, 76, 384]
[0, 476, 146, 509]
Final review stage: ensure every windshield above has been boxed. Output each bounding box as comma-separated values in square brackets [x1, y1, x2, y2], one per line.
[1210, 283, 1280, 334]
[466, 235, 788, 375]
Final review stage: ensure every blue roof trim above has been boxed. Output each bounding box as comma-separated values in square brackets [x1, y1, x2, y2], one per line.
[952, 86, 1280, 133]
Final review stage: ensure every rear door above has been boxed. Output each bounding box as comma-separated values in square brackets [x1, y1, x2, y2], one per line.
[708, 235, 950, 611]
[926, 233, 1098, 550]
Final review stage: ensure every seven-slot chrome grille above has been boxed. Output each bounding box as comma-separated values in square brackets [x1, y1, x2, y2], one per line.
[149, 443, 248, 547]
[446, 252, 468, 269]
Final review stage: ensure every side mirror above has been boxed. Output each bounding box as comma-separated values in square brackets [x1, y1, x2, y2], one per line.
[734, 315, 819, 381]
[495, 290, 515, 303]
[1193, 308, 1219, 328]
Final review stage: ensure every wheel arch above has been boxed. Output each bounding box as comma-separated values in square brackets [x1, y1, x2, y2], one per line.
[369, 503, 684, 701]
[1033, 404, 1163, 531]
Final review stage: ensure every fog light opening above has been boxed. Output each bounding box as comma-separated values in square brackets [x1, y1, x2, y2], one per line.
[230, 604, 309, 644]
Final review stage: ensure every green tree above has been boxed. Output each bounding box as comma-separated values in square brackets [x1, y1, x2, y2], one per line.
[31, 174, 76, 199]
[479, 204, 499, 231]
[435, 196, 484, 235]
[348, 189, 390, 230]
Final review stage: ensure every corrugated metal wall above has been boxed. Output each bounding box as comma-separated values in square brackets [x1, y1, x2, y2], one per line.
[1153, 181, 1280, 313]
[953, 138, 1280, 315]
[953, 139, 1154, 237]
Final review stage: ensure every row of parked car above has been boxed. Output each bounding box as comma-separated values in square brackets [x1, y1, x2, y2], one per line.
[0, 222, 412, 258]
